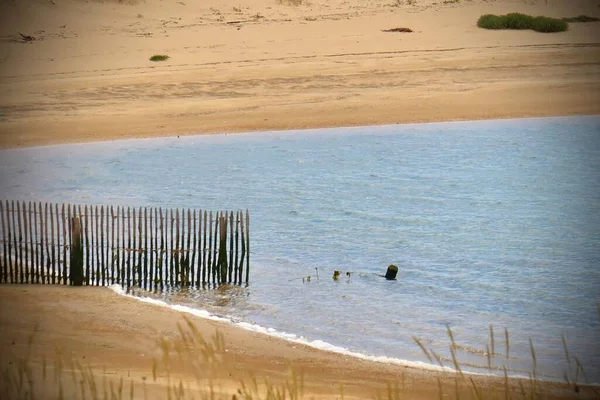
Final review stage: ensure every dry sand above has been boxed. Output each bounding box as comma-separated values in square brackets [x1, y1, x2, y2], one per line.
[1, 0, 600, 397]
[0, 0, 599, 148]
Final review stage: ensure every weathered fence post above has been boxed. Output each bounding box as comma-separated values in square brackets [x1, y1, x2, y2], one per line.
[70, 216, 84, 286]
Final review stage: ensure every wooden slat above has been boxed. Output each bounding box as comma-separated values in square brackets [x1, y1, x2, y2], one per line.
[235, 211, 240, 284]
[168, 208, 174, 287]
[143, 207, 148, 290]
[54, 203, 61, 284]
[132, 207, 136, 287]
[239, 210, 246, 285]
[207, 211, 213, 286]
[186, 208, 191, 287]
[21, 202, 30, 283]
[191, 209, 197, 288]
[28, 202, 34, 283]
[245, 209, 250, 284]
[115, 206, 121, 284]
[219, 214, 227, 284]
[159, 207, 165, 288]
[33, 202, 40, 284]
[148, 208, 157, 289]
[68, 205, 73, 283]
[121, 207, 127, 287]
[84, 205, 90, 285]
[229, 211, 234, 283]
[100, 205, 105, 286]
[134, 206, 138, 287]
[9, 201, 15, 283]
[41, 202, 48, 284]
[110, 206, 115, 285]
[105, 206, 110, 285]
[93, 206, 99, 285]
[212, 211, 219, 285]
[61, 204, 67, 284]
[77, 205, 83, 284]
[126, 207, 131, 287]
[48, 202, 55, 284]
[0, 201, 7, 283]
[175, 208, 180, 286]
[196, 210, 202, 288]
[202, 210, 207, 285]
[16, 201, 23, 283]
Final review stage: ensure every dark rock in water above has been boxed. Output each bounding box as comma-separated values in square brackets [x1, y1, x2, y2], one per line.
[385, 264, 398, 280]
[333, 270, 341, 280]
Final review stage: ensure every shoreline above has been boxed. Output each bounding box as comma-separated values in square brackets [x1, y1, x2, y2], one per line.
[1, 114, 598, 152]
[1, 284, 594, 399]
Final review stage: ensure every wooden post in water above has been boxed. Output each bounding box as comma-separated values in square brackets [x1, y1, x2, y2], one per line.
[70, 216, 84, 286]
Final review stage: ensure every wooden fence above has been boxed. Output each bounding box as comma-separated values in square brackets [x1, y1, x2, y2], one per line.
[0, 201, 250, 289]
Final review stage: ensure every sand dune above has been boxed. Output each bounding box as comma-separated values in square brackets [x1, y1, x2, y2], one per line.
[0, 0, 599, 148]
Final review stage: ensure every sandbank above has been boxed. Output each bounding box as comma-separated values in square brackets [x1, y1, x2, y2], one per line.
[0, 0, 599, 148]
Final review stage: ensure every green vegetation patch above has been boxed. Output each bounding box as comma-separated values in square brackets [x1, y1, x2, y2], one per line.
[149, 54, 170, 62]
[561, 15, 600, 23]
[477, 13, 568, 33]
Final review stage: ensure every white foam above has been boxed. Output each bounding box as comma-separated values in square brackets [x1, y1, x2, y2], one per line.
[107, 284, 456, 373]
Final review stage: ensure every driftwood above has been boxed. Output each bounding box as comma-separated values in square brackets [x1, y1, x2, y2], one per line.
[19, 33, 35, 42]
[381, 27, 413, 33]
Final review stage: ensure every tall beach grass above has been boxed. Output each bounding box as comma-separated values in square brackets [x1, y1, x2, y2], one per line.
[2, 315, 599, 400]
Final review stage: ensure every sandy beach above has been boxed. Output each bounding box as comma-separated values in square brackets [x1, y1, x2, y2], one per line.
[1, 285, 596, 399]
[1, 0, 600, 398]
[0, 0, 599, 148]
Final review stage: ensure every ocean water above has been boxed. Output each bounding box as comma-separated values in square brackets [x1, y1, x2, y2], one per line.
[1, 116, 599, 382]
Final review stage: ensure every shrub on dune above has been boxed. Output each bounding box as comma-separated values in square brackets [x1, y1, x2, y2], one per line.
[477, 13, 568, 33]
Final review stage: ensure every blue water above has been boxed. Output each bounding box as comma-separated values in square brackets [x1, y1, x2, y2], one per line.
[1, 116, 599, 382]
